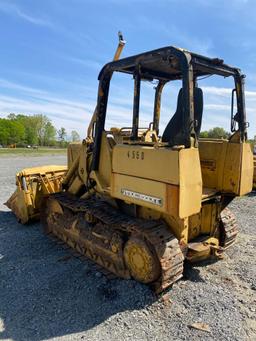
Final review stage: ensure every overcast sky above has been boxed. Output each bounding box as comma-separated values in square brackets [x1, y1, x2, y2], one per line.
[0, 0, 255, 138]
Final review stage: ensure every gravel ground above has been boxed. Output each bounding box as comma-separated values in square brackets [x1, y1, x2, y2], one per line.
[0, 155, 255, 341]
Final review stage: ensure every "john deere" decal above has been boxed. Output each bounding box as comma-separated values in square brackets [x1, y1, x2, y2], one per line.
[121, 189, 162, 206]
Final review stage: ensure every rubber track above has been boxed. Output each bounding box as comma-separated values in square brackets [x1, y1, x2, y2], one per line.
[220, 207, 238, 249]
[46, 192, 184, 293]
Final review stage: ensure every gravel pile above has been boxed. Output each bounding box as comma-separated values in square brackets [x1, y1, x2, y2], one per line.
[0, 155, 255, 341]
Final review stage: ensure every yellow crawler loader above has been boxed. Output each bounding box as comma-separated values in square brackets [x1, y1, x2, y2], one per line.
[6, 35, 253, 292]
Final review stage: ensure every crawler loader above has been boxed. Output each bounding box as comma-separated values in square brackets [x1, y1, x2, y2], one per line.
[6, 35, 254, 292]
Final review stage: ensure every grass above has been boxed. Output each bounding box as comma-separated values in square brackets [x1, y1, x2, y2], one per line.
[0, 147, 67, 157]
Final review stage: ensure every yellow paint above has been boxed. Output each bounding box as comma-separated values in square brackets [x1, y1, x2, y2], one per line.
[239, 143, 254, 195]
[199, 139, 253, 195]
[5, 165, 67, 224]
[112, 144, 180, 185]
[111, 146, 202, 219]
[111, 173, 167, 213]
[179, 148, 202, 218]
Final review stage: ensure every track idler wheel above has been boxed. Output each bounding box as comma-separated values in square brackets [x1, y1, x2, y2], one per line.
[124, 237, 161, 283]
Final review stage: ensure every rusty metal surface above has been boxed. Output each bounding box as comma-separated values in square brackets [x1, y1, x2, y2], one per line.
[43, 192, 184, 293]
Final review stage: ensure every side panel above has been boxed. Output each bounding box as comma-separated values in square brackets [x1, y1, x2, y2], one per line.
[111, 173, 169, 213]
[239, 143, 253, 195]
[179, 148, 202, 218]
[112, 145, 179, 185]
[199, 139, 228, 189]
[222, 142, 253, 195]
[199, 139, 253, 196]
[222, 143, 241, 193]
[111, 146, 202, 219]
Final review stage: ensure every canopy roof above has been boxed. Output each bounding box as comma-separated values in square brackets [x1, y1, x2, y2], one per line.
[99, 46, 241, 81]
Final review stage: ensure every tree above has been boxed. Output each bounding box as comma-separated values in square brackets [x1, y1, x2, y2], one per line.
[7, 113, 17, 121]
[34, 114, 50, 146]
[10, 114, 38, 145]
[58, 127, 67, 147]
[199, 131, 209, 138]
[208, 127, 230, 139]
[0, 114, 68, 147]
[44, 122, 56, 146]
[0, 118, 25, 145]
[71, 130, 80, 142]
[0, 119, 10, 145]
[8, 120, 25, 144]
[26, 116, 40, 145]
[200, 127, 230, 139]
[8, 113, 52, 146]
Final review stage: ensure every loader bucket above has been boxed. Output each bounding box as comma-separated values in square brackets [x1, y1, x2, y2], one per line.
[5, 165, 67, 224]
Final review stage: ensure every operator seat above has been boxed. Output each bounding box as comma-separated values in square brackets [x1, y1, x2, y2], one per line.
[162, 87, 203, 144]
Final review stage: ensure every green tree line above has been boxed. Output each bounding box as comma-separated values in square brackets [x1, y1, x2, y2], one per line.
[0, 114, 80, 147]
[1, 116, 254, 147]
[200, 127, 256, 147]
[200, 127, 231, 139]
